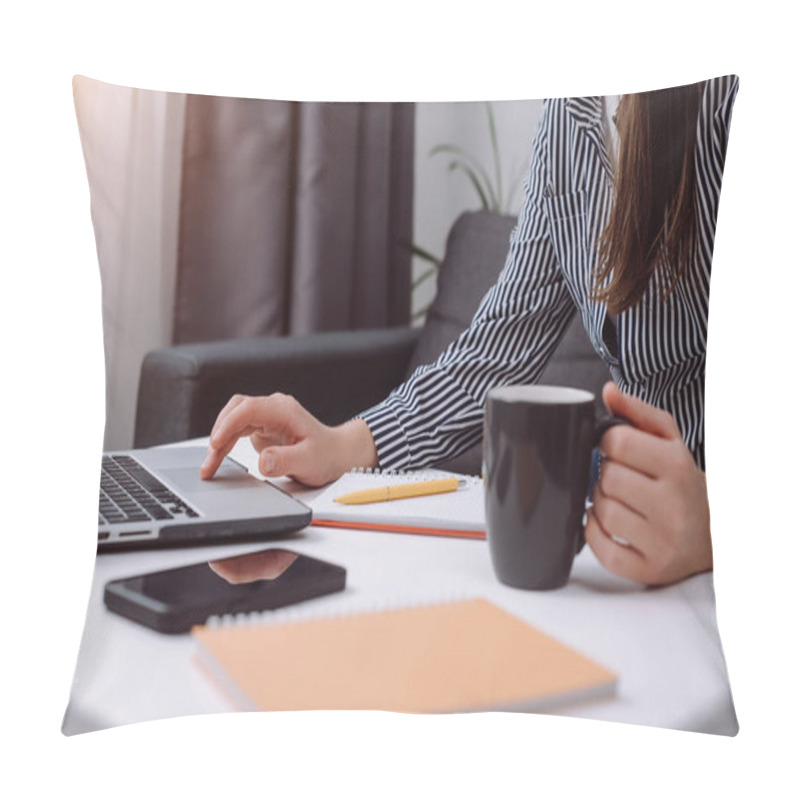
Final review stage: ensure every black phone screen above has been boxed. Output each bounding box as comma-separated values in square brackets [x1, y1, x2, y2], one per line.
[105, 548, 346, 633]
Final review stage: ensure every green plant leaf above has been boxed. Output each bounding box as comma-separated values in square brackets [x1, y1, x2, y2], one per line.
[412, 265, 439, 290]
[412, 304, 431, 322]
[447, 161, 492, 210]
[400, 240, 442, 266]
[430, 144, 499, 210]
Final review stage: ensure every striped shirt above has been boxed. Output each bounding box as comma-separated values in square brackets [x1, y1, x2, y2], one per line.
[362, 76, 739, 472]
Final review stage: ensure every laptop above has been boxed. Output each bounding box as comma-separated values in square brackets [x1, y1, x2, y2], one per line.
[97, 446, 312, 551]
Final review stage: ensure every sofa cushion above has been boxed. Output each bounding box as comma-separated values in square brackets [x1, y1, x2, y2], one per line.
[408, 210, 609, 397]
[407, 211, 518, 373]
[411, 211, 610, 474]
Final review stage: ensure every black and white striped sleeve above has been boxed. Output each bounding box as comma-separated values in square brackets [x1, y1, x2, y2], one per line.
[359, 101, 578, 471]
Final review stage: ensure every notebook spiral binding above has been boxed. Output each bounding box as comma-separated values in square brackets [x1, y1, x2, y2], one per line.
[348, 466, 482, 483]
[205, 590, 478, 630]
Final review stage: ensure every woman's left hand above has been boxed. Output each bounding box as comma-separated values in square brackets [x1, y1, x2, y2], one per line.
[584, 382, 713, 586]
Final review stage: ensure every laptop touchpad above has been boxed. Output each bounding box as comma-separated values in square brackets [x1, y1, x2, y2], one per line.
[161, 461, 253, 494]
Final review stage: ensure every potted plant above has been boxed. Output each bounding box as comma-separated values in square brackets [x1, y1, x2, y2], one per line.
[409, 102, 527, 321]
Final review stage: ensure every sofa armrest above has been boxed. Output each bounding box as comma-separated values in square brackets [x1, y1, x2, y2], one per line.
[134, 327, 421, 448]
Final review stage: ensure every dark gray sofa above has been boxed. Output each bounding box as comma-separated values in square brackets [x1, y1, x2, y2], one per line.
[134, 211, 611, 475]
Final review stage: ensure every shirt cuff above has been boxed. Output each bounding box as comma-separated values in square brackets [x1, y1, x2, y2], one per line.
[357, 399, 413, 472]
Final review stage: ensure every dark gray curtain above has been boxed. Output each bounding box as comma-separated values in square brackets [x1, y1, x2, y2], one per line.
[173, 96, 415, 343]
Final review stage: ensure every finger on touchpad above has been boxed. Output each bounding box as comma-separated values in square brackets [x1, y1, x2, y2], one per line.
[163, 461, 251, 492]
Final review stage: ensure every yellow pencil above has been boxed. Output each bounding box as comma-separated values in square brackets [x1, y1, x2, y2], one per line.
[334, 478, 465, 505]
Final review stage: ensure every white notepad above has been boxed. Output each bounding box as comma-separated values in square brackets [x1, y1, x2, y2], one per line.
[310, 469, 485, 538]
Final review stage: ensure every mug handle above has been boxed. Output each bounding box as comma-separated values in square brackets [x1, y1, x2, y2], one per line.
[576, 415, 632, 554]
[593, 415, 631, 447]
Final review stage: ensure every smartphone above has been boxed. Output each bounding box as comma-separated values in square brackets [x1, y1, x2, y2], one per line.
[104, 548, 346, 634]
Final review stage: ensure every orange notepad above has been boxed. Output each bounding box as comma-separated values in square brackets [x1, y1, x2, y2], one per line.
[192, 598, 616, 714]
[310, 469, 486, 539]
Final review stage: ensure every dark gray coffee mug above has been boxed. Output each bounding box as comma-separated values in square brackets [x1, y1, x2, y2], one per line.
[483, 385, 626, 590]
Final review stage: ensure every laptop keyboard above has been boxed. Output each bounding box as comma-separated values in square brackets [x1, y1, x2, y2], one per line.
[99, 454, 199, 526]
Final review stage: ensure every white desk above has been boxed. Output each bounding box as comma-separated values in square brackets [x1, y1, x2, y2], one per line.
[63, 440, 738, 736]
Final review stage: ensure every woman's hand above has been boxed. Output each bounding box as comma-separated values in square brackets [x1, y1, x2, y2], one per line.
[199, 393, 378, 487]
[584, 382, 712, 586]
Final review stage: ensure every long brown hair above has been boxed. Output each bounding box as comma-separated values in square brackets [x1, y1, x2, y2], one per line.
[593, 81, 705, 314]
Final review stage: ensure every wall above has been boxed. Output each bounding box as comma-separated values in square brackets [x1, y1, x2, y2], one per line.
[78, 89, 543, 449]
[411, 98, 543, 319]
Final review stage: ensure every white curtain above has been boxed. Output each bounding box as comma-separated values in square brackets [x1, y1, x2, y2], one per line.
[75, 77, 415, 451]
[73, 76, 186, 450]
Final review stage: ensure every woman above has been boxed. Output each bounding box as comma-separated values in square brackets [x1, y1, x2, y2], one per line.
[200, 75, 739, 587]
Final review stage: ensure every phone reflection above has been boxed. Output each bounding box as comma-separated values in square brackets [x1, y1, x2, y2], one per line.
[207, 549, 299, 585]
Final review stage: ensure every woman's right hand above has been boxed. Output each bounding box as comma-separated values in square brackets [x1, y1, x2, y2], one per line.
[199, 393, 378, 487]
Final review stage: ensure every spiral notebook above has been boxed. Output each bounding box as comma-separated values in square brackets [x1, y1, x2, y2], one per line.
[192, 598, 617, 713]
[310, 469, 485, 539]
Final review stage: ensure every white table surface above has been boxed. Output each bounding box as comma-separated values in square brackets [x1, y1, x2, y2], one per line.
[62, 439, 738, 736]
